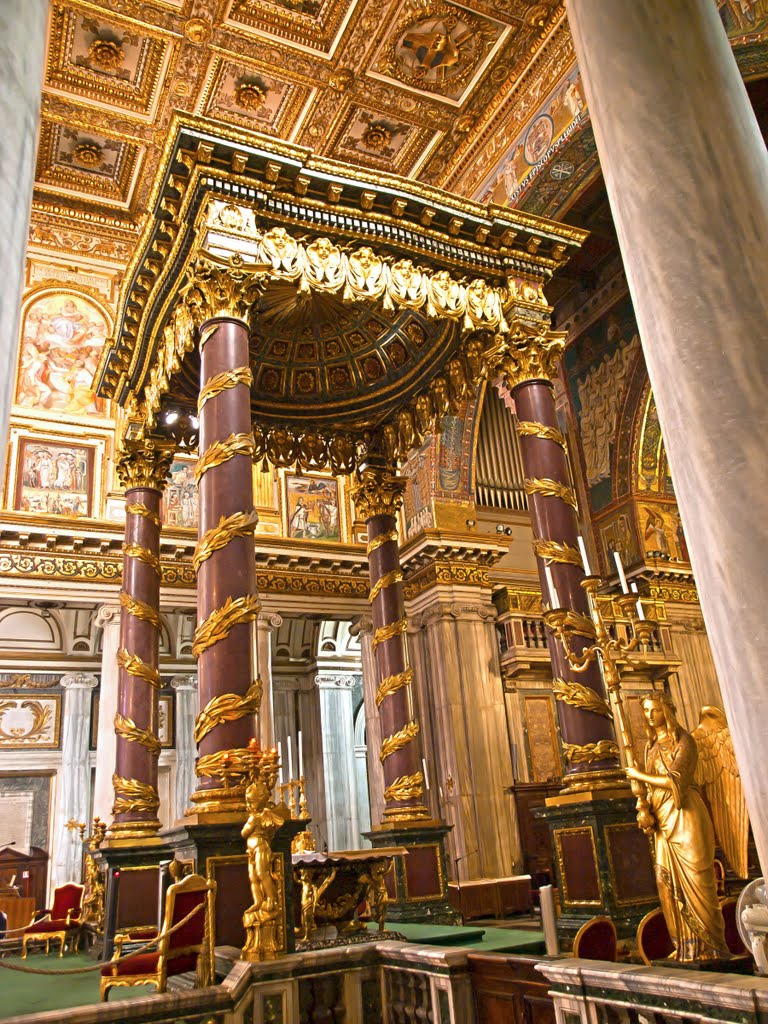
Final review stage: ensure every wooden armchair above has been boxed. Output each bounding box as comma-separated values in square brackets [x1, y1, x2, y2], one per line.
[572, 915, 618, 961]
[100, 873, 215, 1001]
[22, 882, 84, 958]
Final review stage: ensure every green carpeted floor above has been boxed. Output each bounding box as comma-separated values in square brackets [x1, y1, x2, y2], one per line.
[0, 953, 146, 1020]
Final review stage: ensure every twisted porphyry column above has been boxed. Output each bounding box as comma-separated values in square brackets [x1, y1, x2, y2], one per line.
[185, 262, 262, 818]
[111, 437, 174, 840]
[496, 332, 623, 792]
[351, 459, 431, 827]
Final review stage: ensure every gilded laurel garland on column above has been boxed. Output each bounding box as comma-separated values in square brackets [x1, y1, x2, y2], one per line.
[380, 720, 420, 762]
[126, 502, 162, 528]
[524, 477, 578, 510]
[194, 510, 259, 573]
[532, 538, 583, 568]
[515, 420, 568, 450]
[369, 568, 403, 603]
[384, 771, 424, 803]
[367, 529, 398, 556]
[351, 465, 406, 520]
[112, 774, 160, 814]
[562, 739, 620, 764]
[375, 667, 413, 707]
[122, 542, 162, 577]
[115, 436, 175, 491]
[553, 678, 612, 718]
[554, 610, 597, 639]
[192, 594, 262, 657]
[117, 648, 161, 690]
[119, 590, 161, 630]
[195, 433, 255, 484]
[198, 366, 254, 410]
[372, 616, 407, 652]
[194, 678, 263, 745]
[114, 713, 161, 755]
[194, 747, 252, 781]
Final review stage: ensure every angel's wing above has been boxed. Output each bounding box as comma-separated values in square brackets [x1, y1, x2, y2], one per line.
[693, 705, 750, 878]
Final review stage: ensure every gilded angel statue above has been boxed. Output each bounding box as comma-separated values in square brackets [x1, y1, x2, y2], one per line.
[626, 692, 749, 962]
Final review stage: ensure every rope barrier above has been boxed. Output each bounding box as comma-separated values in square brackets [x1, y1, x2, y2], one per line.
[0, 903, 204, 976]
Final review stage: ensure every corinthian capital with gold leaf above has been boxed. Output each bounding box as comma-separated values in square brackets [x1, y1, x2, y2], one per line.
[485, 325, 567, 389]
[115, 436, 176, 492]
[351, 462, 407, 521]
[183, 251, 267, 326]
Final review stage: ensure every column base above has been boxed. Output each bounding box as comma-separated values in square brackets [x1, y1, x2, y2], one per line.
[365, 822, 457, 925]
[559, 769, 629, 795]
[107, 819, 162, 843]
[535, 793, 658, 949]
[187, 785, 247, 818]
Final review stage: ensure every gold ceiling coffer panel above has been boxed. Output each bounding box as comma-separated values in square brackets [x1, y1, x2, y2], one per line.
[96, 117, 586, 462]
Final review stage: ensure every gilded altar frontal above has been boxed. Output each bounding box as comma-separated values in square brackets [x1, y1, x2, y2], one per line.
[0, 0, 767, 1020]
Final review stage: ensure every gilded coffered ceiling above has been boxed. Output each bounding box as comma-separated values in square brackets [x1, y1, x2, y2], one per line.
[32, 0, 565, 264]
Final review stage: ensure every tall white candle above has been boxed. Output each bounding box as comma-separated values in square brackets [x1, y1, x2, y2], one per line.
[630, 582, 645, 620]
[613, 549, 629, 593]
[277, 741, 284, 786]
[287, 735, 294, 782]
[421, 757, 430, 791]
[544, 564, 560, 607]
[298, 730, 303, 778]
[539, 884, 560, 956]
[577, 535, 591, 576]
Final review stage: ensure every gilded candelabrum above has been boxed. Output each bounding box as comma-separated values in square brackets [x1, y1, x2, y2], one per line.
[66, 817, 108, 931]
[544, 576, 658, 833]
[280, 778, 316, 854]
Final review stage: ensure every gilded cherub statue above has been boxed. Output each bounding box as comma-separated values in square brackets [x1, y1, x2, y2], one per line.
[363, 858, 392, 933]
[626, 693, 749, 962]
[241, 741, 290, 962]
[296, 866, 337, 943]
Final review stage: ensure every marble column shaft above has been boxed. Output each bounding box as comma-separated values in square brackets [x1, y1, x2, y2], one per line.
[171, 674, 197, 822]
[366, 507, 429, 824]
[194, 315, 259, 809]
[0, 0, 47, 480]
[352, 617, 386, 830]
[316, 673, 360, 851]
[566, 0, 768, 869]
[54, 673, 98, 886]
[513, 380, 619, 782]
[114, 485, 163, 836]
[93, 605, 121, 824]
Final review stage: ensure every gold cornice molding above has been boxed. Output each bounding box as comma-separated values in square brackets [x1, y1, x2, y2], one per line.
[403, 560, 491, 601]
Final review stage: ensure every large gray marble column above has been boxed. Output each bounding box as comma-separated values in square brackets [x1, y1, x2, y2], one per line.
[566, 0, 768, 871]
[170, 674, 197, 822]
[350, 617, 386, 829]
[0, 0, 47, 476]
[316, 672, 360, 851]
[93, 604, 121, 823]
[256, 612, 282, 747]
[53, 673, 98, 886]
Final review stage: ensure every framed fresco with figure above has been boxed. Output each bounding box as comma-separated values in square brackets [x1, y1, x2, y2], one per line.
[285, 474, 341, 541]
[14, 438, 94, 518]
[14, 290, 111, 419]
[160, 459, 197, 530]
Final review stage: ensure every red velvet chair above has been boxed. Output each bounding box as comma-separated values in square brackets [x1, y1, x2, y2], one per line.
[100, 873, 216, 1001]
[721, 896, 748, 956]
[637, 907, 674, 965]
[22, 882, 84, 958]
[572, 915, 618, 961]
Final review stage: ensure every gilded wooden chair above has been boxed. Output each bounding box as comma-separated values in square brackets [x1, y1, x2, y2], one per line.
[22, 882, 84, 958]
[572, 915, 618, 961]
[636, 906, 674, 965]
[100, 873, 216, 1001]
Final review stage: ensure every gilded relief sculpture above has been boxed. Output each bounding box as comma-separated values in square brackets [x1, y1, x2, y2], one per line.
[241, 741, 290, 962]
[626, 693, 748, 962]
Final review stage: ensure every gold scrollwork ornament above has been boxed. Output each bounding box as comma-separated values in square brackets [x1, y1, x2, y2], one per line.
[195, 433, 255, 484]
[553, 678, 611, 718]
[384, 770, 424, 803]
[562, 739, 620, 764]
[112, 774, 160, 814]
[193, 509, 259, 573]
[376, 667, 413, 707]
[380, 719, 419, 762]
[194, 678, 263, 745]
[114, 712, 161, 754]
[117, 648, 161, 690]
[192, 594, 262, 657]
